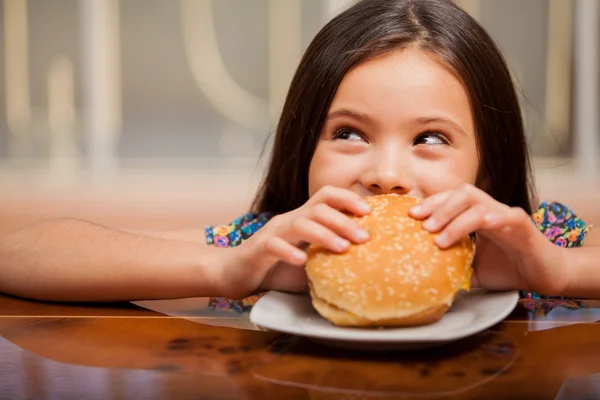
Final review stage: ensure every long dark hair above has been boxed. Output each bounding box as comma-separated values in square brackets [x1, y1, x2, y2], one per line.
[252, 0, 535, 215]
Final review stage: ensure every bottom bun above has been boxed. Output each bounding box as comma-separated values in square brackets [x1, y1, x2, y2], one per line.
[309, 283, 451, 328]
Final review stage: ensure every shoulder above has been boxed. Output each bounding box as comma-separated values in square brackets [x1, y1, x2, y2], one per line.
[205, 212, 274, 248]
[532, 201, 592, 248]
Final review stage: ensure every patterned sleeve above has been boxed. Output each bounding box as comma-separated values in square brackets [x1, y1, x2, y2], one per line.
[520, 201, 592, 312]
[205, 212, 273, 313]
[205, 212, 272, 248]
[531, 201, 591, 247]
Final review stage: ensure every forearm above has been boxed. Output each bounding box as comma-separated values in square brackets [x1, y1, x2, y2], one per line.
[562, 246, 600, 299]
[0, 219, 226, 302]
[123, 228, 208, 244]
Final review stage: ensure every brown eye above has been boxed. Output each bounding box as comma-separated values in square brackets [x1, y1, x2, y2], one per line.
[332, 128, 365, 141]
[414, 132, 449, 145]
[333, 128, 365, 141]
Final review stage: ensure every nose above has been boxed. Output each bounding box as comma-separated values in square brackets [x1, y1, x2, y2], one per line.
[361, 148, 411, 196]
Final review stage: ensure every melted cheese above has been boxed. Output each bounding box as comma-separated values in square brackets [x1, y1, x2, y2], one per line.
[461, 268, 472, 291]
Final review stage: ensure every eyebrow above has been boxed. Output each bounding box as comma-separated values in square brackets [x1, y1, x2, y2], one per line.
[326, 109, 372, 122]
[326, 110, 468, 136]
[415, 117, 467, 136]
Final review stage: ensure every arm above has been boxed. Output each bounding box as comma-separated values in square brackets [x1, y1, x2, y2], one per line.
[562, 229, 600, 298]
[0, 219, 229, 302]
[122, 228, 208, 244]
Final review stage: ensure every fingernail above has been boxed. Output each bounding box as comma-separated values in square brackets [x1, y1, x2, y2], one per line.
[435, 232, 450, 248]
[358, 202, 371, 213]
[422, 218, 436, 231]
[335, 238, 350, 251]
[292, 250, 306, 262]
[409, 205, 422, 215]
[354, 229, 370, 242]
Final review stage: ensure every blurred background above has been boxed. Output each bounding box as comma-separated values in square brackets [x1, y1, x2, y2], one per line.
[0, 0, 599, 233]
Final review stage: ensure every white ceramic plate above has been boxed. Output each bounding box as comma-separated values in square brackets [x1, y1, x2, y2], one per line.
[249, 288, 519, 350]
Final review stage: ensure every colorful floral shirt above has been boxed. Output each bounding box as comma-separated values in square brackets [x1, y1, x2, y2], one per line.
[205, 212, 272, 248]
[205, 201, 591, 314]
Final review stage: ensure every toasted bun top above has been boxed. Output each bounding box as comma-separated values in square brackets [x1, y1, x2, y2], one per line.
[305, 194, 475, 322]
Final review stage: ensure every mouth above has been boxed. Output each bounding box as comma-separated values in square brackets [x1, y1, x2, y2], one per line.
[361, 191, 422, 199]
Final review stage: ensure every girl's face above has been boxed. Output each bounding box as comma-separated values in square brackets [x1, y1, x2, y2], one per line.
[308, 48, 479, 200]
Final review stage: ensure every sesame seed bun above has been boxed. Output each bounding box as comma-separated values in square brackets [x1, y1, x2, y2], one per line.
[305, 193, 475, 327]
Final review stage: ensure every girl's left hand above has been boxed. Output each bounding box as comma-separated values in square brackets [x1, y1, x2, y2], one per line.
[409, 184, 569, 296]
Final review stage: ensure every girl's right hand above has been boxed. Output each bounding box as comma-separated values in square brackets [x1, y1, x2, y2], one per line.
[219, 186, 372, 299]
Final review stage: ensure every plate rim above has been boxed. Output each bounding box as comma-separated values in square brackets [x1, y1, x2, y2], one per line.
[249, 289, 519, 344]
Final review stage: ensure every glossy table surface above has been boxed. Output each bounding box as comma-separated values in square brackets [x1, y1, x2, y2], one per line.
[2, 293, 600, 400]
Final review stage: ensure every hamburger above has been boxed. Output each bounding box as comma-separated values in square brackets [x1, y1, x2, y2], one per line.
[305, 193, 475, 327]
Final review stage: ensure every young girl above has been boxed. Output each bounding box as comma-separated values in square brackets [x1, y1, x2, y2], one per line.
[0, 0, 598, 305]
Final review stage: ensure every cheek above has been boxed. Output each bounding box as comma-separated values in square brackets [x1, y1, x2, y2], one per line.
[413, 157, 479, 196]
[308, 145, 361, 197]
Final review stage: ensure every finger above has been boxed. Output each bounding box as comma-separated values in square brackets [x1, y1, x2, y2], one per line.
[309, 203, 370, 244]
[311, 185, 371, 217]
[422, 188, 476, 233]
[288, 217, 351, 253]
[264, 236, 308, 266]
[434, 204, 488, 248]
[439, 206, 533, 253]
[408, 191, 452, 219]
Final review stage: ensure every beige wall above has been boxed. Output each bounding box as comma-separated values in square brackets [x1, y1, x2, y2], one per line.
[2, 165, 600, 238]
[1, 1, 599, 234]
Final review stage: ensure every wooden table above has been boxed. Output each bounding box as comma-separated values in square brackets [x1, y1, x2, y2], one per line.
[2, 294, 600, 399]
[2, 176, 600, 399]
